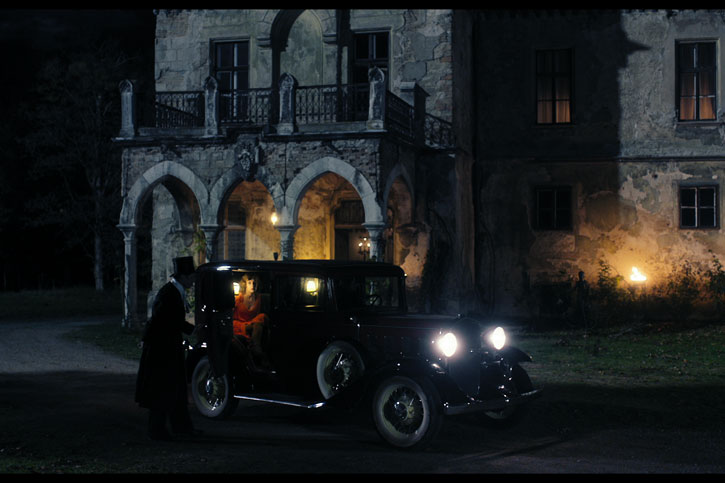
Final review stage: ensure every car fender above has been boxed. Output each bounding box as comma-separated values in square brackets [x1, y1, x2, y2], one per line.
[361, 357, 466, 406]
[497, 346, 533, 364]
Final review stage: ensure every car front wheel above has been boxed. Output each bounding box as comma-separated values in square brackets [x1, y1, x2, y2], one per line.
[191, 356, 239, 419]
[479, 363, 533, 428]
[372, 375, 442, 449]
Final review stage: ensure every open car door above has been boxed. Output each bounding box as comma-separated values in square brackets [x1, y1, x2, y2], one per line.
[196, 268, 235, 377]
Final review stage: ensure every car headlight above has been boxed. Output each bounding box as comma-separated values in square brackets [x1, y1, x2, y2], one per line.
[436, 332, 458, 358]
[485, 326, 506, 350]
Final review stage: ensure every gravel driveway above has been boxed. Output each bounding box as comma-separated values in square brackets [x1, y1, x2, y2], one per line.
[0, 317, 137, 374]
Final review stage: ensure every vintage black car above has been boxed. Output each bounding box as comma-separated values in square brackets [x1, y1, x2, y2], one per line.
[186, 259, 541, 449]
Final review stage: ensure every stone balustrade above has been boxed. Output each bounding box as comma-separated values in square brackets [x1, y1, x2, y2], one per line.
[117, 67, 453, 149]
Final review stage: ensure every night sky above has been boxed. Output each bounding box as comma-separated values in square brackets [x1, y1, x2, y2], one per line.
[0, 10, 156, 290]
[1, 9, 155, 87]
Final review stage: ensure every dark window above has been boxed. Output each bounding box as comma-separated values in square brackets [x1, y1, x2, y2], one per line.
[677, 42, 717, 121]
[334, 200, 365, 225]
[534, 187, 572, 230]
[680, 186, 718, 228]
[213, 40, 250, 121]
[536, 49, 573, 124]
[352, 32, 389, 85]
[222, 195, 246, 259]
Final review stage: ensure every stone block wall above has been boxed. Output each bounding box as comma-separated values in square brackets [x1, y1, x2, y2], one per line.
[152, 9, 455, 120]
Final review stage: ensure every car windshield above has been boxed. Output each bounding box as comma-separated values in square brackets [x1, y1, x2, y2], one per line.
[333, 275, 402, 312]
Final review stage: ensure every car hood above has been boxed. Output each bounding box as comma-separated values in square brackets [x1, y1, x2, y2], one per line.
[355, 312, 461, 331]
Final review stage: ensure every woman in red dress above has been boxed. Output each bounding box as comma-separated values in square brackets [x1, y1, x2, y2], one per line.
[233, 274, 268, 357]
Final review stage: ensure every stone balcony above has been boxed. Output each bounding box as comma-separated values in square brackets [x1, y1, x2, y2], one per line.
[117, 68, 455, 150]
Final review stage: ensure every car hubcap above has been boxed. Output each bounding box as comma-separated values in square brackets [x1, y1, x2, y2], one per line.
[325, 352, 354, 392]
[198, 368, 225, 410]
[383, 387, 423, 434]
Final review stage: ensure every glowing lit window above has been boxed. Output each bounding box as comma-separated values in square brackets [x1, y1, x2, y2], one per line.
[677, 42, 716, 122]
[680, 186, 717, 229]
[536, 49, 573, 124]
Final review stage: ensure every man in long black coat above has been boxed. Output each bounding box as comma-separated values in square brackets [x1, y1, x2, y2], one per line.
[135, 256, 200, 440]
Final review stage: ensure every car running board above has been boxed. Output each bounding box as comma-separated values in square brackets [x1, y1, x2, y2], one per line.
[233, 393, 327, 410]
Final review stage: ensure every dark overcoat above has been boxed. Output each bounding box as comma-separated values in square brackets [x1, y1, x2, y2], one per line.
[134, 281, 195, 409]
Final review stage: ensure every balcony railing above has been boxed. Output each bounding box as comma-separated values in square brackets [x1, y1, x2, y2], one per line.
[137, 91, 205, 128]
[219, 87, 273, 125]
[385, 91, 416, 142]
[294, 83, 369, 124]
[119, 69, 454, 150]
[424, 113, 455, 149]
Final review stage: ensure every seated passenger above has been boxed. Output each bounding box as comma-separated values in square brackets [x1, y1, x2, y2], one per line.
[233, 274, 269, 360]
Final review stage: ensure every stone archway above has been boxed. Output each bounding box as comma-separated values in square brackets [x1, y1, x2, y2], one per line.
[263, 9, 338, 100]
[118, 161, 208, 327]
[279, 156, 384, 260]
[207, 160, 285, 262]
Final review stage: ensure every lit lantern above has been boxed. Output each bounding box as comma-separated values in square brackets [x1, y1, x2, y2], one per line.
[630, 267, 647, 282]
[233, 282, 240, 295]
[270, 212, 278, 225]
[305, 279, 318, 294]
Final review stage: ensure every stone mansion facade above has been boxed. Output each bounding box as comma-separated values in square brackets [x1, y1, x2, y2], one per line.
[116, 10, 725, 327]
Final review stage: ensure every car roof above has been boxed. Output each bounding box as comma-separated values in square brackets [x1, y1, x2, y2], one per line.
[197, 259, 405, 276]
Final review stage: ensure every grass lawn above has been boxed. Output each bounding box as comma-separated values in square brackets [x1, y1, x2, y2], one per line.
[514, 322, 725, 387]
[0, 286, 123, 320]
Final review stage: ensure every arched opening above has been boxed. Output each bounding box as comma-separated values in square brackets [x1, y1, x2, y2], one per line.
[217, 180, 280, 260]
[144, 179, 202, 318]
[294, 172, 367, 260]
[280, 10, 324, 87]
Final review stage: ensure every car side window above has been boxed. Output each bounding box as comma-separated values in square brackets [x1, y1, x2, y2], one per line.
[275, 275, 327, 312]
[333, 275, 400, 310]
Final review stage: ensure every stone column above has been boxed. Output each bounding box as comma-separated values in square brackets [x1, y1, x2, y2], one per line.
[117, 224, 138, 329]
[118, 80, 136, 139]
[363, 222, 387, 262]
[277, 73, 298, 134]
[203, 76, 219, 137]
[199, 224, 222, 262]
[367, 67, 386, 131]
[276, 224, 299, 260]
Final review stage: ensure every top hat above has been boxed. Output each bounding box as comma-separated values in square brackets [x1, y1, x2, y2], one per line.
[173, 256, 196, 277]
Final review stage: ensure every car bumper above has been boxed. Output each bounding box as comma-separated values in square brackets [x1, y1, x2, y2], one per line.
[442, 388, 543, 416]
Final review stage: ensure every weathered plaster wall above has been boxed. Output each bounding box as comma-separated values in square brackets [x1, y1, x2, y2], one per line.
[475, 10, 725, 318]
[483, 160, 725, 317]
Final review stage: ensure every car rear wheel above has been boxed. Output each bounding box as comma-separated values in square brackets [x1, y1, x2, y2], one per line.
[191, 356, 238, 419]
[372, 375, 442, 449]
[316, 341, 365, 400]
